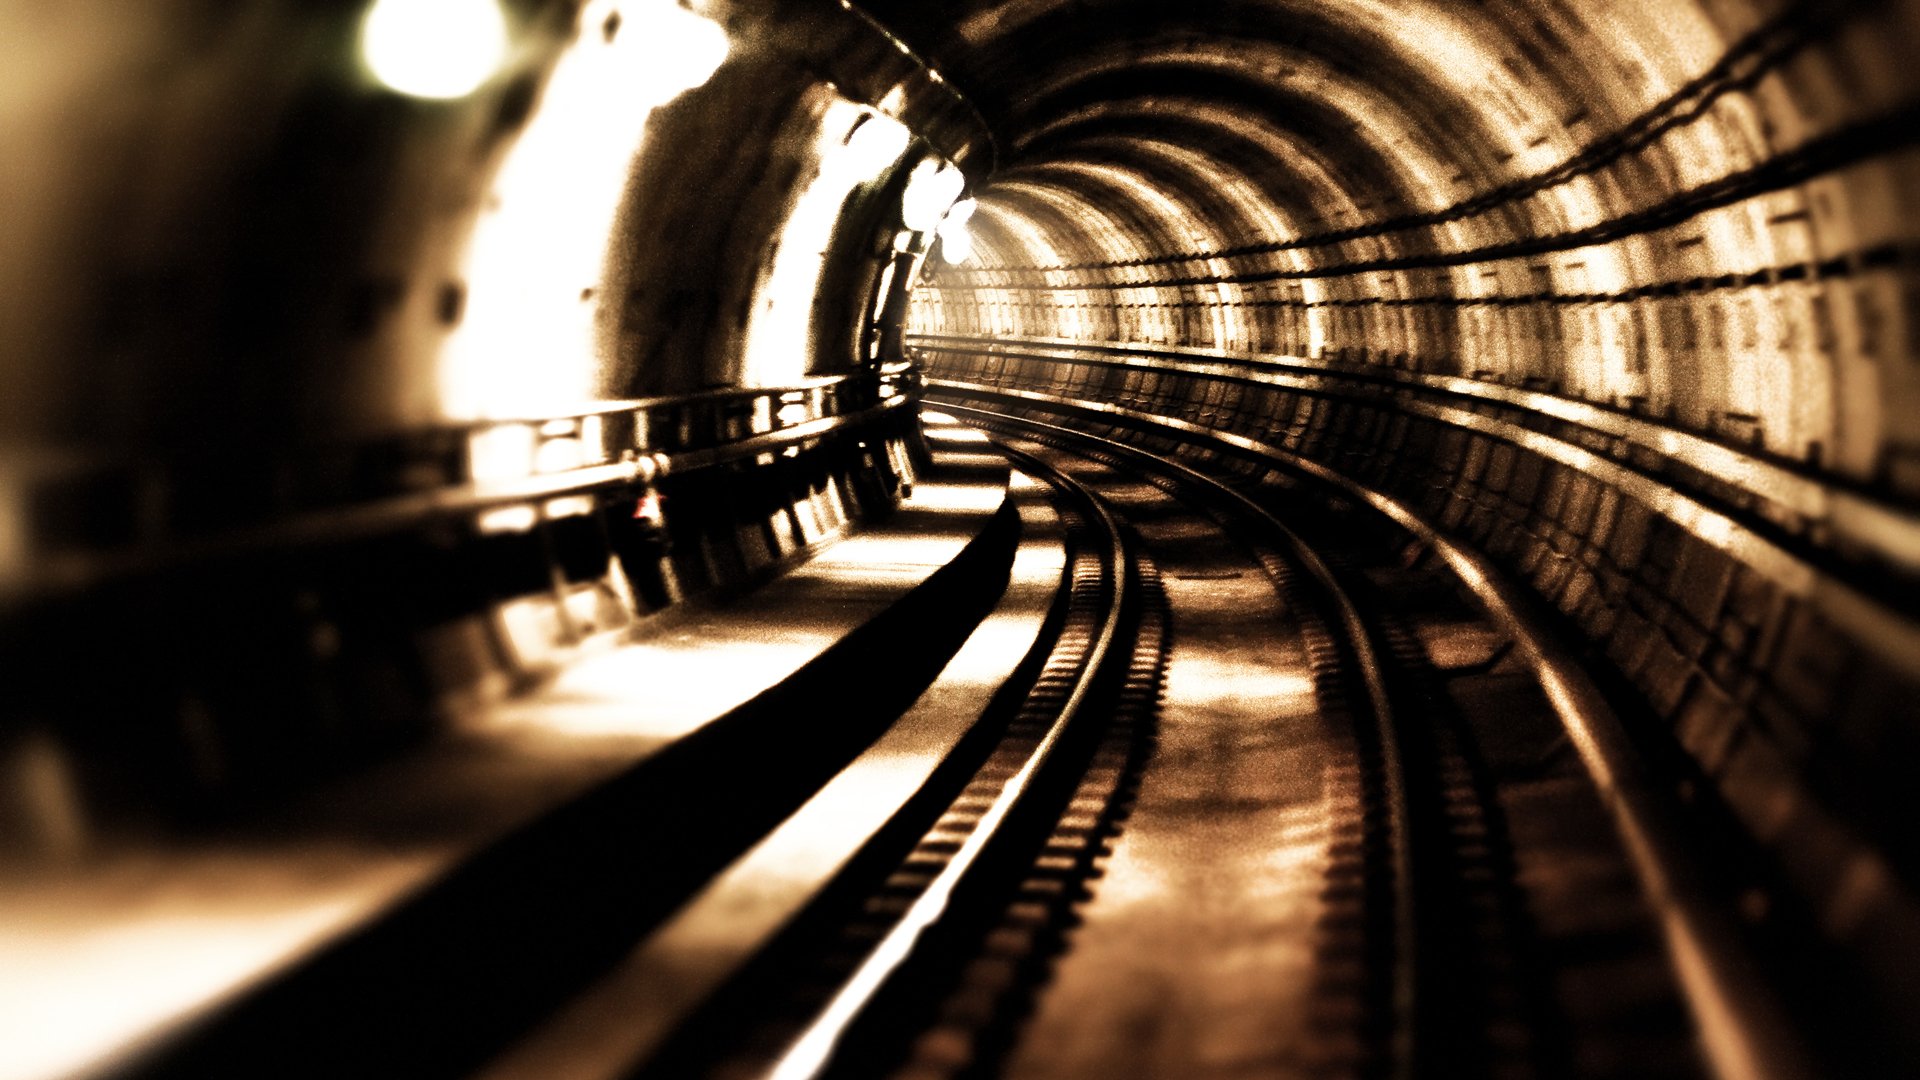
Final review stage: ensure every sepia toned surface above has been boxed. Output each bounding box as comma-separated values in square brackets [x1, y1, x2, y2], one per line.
[2, 1, 1918, 1078]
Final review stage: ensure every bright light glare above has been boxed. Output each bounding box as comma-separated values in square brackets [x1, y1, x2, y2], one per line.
[477, 505, 539, 534]
[937, 197, 975, 263]
[534, 435, 585, 473]
[936, 226, 972, 264]
[741, 101, 912, 387]
[544, 495, 596, 519]
[361, 0, 509, 100]
[469, 424, 536, 481]
[843, 114, 912, 179]
[900, 159, 965, 232]
[645, 2, 731, 97]
[439, 0, 732, 419]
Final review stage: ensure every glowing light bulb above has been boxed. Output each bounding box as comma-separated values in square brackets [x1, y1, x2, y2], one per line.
[362, 0, 509, 100]
[900, 158, 965, 232]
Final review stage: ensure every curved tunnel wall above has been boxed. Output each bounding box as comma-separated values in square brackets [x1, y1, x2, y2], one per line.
[904, 0, 1920, 1040]
[2, 0, 1919, 1064]
[0, 0, 987, 454]
[0, 0, 987, 832]
[915, 0, 1920, 473]
[6, 5, 1911, 789]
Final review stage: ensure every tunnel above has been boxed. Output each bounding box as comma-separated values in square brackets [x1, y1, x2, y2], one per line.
[3, 0, 1919, 1077]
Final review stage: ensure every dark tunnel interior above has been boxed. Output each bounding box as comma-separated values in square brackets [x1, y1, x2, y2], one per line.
[3, 1, 1919, 1078]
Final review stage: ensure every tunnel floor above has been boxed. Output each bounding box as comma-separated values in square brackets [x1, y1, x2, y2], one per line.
[2, 416, 1815, 1080]
[966, 434, 1701, 1080]
[1002, 449, 1340, 1080]
[491, 416, 1720, 1080]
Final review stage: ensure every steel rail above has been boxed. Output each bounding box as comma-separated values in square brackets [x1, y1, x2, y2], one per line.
[762, 445, 1132, 1080]
[927, 382, 1820, 1080]
[937, 399, 1420, 1080]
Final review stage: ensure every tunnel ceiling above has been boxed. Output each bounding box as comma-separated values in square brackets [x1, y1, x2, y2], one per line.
[890, 0, 1920, 488]
[868, 0, 1630, 259]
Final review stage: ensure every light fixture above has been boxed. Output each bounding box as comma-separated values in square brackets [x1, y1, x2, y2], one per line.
[361, 0, 510, 100]
[841, 113, 912, 181]
[936, 220, 973, 264]
[936, 199, 975, 263]
[636, 1, 731, 100]
[900, 158, 965, 233]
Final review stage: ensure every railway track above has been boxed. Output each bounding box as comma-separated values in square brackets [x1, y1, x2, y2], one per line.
[918, 400, 1799, 1080]
[97, 405, 1808, 1080]
[626, 403, 1707, 1080]
[948, 411, 1440, 1080]
[456, 400, 1770, 1080]
[634, 440, 1168, 1080]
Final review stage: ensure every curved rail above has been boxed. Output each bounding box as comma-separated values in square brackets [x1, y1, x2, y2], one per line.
[765, 448, 1134, 1080]
[928, 383, 1818, 1080]
[941, 401, 1421, 1080]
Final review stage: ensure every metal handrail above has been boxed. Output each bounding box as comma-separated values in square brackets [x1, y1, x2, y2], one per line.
[0, 366, 919, 604]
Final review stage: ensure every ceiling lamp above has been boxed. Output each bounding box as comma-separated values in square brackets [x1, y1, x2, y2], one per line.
[936, 198, 976, 264]
[900, 158, 965, 233]
[361, 0, 511, 100]
[841, 113, 913, 182]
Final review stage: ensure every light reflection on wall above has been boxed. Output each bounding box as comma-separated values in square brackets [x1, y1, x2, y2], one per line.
[1300, 276, 1329, 358]
[438, 0, 728, 419]
[1343, 0, 1567, 171]
[740, 107, 913, 387]
[0, 481, 22, 590]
